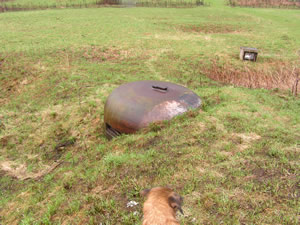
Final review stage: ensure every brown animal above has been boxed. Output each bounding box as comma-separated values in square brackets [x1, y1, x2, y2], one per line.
[140, 187, 184, 225]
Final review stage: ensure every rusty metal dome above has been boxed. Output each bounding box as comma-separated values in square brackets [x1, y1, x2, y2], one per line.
[104, 80, 201, 139]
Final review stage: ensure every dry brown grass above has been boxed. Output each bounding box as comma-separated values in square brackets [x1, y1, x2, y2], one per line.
[228, 0, 300, 8]
[0, 160, 62, 180]
[179, 23, 241, 34]
[203, 59, 299, 92]
[81, 46, 135, 63]
[0, 52, 44, 105]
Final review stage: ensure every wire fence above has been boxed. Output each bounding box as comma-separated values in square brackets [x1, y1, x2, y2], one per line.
[0, 0, 206, 12]
[227, 0, 300, 8]
[136, 0, 204, 7]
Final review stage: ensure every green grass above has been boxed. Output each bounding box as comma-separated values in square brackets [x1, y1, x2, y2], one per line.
[0, 0, 300, 224]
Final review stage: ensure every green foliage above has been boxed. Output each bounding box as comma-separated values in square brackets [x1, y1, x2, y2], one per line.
[0, 0, 299, 224]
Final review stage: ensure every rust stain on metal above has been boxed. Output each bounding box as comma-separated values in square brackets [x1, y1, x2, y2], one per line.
[104, 80, 201, 138]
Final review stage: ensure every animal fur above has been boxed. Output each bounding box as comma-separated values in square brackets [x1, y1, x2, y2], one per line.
[140, 187, 183, 225]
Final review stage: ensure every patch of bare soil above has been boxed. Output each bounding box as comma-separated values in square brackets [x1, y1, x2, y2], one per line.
[0, 53, 43, 105]
[0, 160, 62, 180]
[243, 160, 298, 190]
[134, 135, 162, 150]
[252, 168, 278, 182]
[81, 46, 134, 63]
[179, 23, 241, 34]
[91, 184, 116, 196]
[203, 59, 299, 91]
[0, 135, 14, 147]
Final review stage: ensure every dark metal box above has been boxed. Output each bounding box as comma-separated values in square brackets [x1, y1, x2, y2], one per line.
[240, 47, 258, 62]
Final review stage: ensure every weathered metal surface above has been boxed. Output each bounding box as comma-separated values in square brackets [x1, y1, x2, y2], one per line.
[104, 80, 201, 138]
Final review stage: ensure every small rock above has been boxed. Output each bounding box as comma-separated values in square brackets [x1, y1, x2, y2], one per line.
[127, 200, 139, 208]
[21, 79, 28, 85]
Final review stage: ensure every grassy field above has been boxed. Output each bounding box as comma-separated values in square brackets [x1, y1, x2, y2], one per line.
[0, 0, 300, 224]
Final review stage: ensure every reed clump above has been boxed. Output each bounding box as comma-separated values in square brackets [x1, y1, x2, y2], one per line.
[228, 0, 300, 8]
[204, 59, 299, 94]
